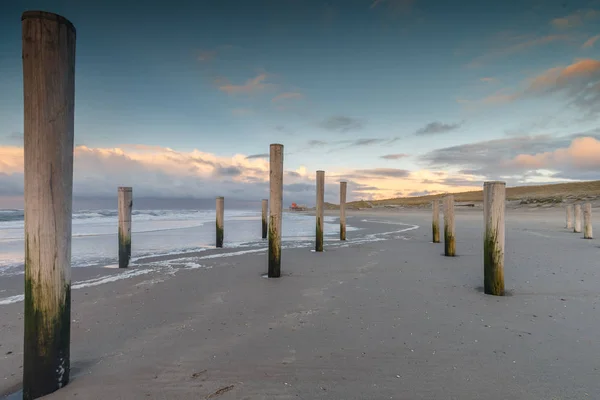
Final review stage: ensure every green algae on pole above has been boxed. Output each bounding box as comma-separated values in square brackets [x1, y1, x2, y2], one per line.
[118, 187, 132, 268]
[432, 200, 440, 243]
[584, 203, 593, 239]
[574, 204, 582, 233]
[483, 181, 506, 296]
[316, 170, 325, 252]
[340, 181, 347, 241]
[268, 144, 284, 277]
[566, 205, 573, 229]
[261, 199, 268, 239]
[22, 10, 76, 399]
[216, 196, 224, 248]
[443, 195, 456, 256]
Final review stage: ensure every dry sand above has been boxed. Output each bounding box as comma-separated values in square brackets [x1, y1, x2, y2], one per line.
[1, 206, 599, 399]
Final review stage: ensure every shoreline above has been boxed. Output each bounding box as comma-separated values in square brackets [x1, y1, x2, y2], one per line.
[2, 207, 599, 399]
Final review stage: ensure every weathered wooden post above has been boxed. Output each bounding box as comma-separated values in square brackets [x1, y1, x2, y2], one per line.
[483, 181, 505, 296]
[118, 187, 132, 268]
[261, 199, 268, 239]
[432, 200, 440, 243]
[574, 204, 582, 233]
[268, 144, 283, 277]
[443, 195, 456, 256]
[566, 205, 573, 229]
[22, 10, 76, 399]
[340, 181, 347, 241]
[216, 196, 224, 248]
[316, 170, 325, 252]
[584, 203, 593, 239]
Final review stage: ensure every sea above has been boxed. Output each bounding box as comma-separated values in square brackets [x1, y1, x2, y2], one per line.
[0, 208, 358, 277]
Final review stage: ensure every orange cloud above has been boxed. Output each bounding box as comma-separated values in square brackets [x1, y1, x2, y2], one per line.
[468, 35, 570, 68]
[582, 35, 600, 48]
[480, 77, 498, 83]
[551, 9, 600, 29]
[509, 137, 600, 169]
[271, 92, 303, 103]
[526, 58, 600, 92]
[218, 73, 272, 95]
[479, 58, 600, 106]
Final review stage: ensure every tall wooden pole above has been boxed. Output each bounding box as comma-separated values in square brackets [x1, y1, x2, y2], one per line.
[584, 203, 593, 239]
[261, 199, 268, 239]
[268, 144, 283, 277]
[316, 170, 325, 252]
[340, 181, 347, 241]
[483, 181, 505, 296]
[443, 195, 456, 256]
[432, 200, 440, 243]
[22, 10, 76, 399]
[566, 205, 573, 229]
[118, 187, 132, 268]
[574, 204, 582, 233]
[216, 196, 224, 248]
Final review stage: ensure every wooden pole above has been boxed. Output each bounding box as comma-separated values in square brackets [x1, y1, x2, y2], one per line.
[261, 199, 268, 239]
[574, 204, 582, 233]
[268, 144, 283, 277]
[443, 195, 456, 256]
[216, 196, 224, 248]
[483, 181, 505, 296]
[22, 10, 76, 399]
[316, 170, 325, 252]
[118, 187, 132, 268]
[432, 200, 440, 243]
[584, 203, 593, 239]
[566, 205, 573, 229]
[340, 181, 347, 241]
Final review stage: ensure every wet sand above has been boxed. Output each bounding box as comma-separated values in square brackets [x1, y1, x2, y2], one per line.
[1, 207, 599, 399]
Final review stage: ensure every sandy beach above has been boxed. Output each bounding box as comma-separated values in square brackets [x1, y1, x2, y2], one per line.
[1, 206, 599, 399]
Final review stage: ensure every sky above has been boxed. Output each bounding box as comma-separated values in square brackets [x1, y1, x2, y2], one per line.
[1, 0, 600, 207]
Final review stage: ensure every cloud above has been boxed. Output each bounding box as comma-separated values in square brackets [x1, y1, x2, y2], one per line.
[272, 92, 303, 103]
[468, 34, 570, 68]
[480, 77, 498, 83]
[551, 9, 600, 29]
[480, 58, 600, 115]
[582, 34, 600, 48]
[0, 145, 357, 206]
[218, 73, 273, 95]
[319, 116, 364, 133]
[245, 153, 269, 160]
[197, 50, 217, 62]
[346, 138, 386, 147]
[352, 168, 411, 178]
[415, 121, 464, 136]
[307, 140, 328, 147]
[420, 130, 600, 184]
[508, 137, 600, 170]
[380, 153, 409, 160]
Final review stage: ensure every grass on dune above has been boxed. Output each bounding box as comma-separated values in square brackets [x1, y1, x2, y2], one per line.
[323, 180, 600, 210]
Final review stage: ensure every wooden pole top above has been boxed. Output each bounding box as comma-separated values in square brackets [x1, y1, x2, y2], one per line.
[216, 196, 224, 200]
[317, 170, 325, 173]
[270, 143, 283, 148]
[22, 11, 76, 33]
[118, 187, 132, 192]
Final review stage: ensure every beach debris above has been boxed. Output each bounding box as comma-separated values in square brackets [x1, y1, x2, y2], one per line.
[192, 369, 207, 379]
[206, 385, 235, 398]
